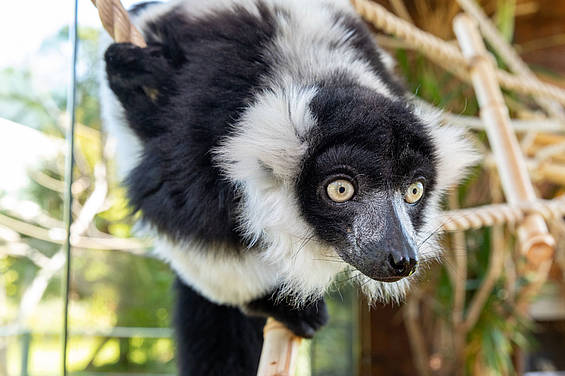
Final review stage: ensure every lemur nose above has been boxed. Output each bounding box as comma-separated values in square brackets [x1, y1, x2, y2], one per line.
[388, 254, 417, 277]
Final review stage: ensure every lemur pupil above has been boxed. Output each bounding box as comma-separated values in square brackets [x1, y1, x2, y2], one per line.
[413, 189, 417, 194]
[339, 187, 345, 194]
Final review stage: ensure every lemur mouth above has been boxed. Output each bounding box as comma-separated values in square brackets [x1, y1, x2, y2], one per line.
[371, 276, 405, 283]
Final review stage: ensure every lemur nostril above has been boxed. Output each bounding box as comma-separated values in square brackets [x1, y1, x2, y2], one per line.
[388, 254, 418, 277]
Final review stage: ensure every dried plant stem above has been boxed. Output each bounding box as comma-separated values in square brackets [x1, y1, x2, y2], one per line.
[464, 224, 505, 330]
[516, 259, 553, 314]
[464, 170, 505, 330]
[449, 191, 467, 376]
[404, 296, 431, 376]
[388, 0, 413, 23]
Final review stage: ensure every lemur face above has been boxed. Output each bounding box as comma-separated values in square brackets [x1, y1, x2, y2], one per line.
[297, 84, 438, 282]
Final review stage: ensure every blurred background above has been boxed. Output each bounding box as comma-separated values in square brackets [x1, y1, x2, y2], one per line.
[0, 0, 564, 375]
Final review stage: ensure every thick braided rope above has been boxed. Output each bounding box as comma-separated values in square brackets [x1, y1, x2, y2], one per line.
[350, 0, 565, 106]
[90, 0, 146, 47]
[441, 198, 565, 232]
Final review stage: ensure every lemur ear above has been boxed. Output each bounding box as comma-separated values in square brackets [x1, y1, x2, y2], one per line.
[104, 42, 182, 139]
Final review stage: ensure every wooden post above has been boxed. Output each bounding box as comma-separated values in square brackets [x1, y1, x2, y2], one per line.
[257, 319, 302, 376]
[453, 15, 555, 268]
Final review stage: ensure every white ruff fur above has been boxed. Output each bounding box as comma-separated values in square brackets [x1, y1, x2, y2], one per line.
[215, 85, 348, 304]
[153, 238, 279, 305]
[102, 0, 478, 306]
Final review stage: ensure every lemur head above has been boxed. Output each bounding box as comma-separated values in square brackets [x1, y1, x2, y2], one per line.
[217, 81, 477, 302]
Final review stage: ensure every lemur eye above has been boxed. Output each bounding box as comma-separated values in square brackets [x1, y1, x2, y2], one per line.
[404, 181, 424, 204]
[326, 179, 355, 203]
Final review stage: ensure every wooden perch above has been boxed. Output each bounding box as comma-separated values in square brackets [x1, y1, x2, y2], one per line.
[257, 319, 302, 376]
[453, 15, 555, 268]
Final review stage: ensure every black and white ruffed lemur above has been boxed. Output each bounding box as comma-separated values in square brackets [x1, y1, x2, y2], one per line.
[101, 0, 477, 374]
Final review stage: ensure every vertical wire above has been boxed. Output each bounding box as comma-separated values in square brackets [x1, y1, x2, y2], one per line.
[62, 0, 79, 374]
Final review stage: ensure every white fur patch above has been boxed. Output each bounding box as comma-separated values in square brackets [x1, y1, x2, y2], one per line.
[153, 238, 279, 305]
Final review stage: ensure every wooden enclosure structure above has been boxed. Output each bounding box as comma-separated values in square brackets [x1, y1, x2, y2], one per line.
[89, 0, 565, 374]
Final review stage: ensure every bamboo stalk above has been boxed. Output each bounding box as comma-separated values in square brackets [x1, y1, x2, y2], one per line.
[257, 319, 302, 376]
[453, 15, 555, 268]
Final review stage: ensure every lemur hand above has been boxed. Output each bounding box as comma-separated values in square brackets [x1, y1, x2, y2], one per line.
[245, 292, 328, 338]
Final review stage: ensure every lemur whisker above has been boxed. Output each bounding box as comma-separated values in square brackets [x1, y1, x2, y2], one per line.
[356, 277, 375, 289]
[312, 258, 344, 263]
[417, 220, 449, 248]
[291, 231, 317, 261]
[335, 275, 363, 287]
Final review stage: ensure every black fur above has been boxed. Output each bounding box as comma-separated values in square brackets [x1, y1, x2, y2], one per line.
[106, 4, 277, 245]
[334, 13, 406, 97]
[129, 1, 161, 16]
[174, 279, 266, 376]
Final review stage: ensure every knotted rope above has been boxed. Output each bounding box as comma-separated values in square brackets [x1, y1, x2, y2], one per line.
[441, 198, 565, 232]
[350, 0, 565, 106]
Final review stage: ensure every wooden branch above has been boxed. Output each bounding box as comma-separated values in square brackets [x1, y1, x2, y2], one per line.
[352, 0, 565, 105]
[415, 99, 565, 133]
[453, 15, 555, 268]
[70, 163, 108, 236]
[0, 243, 51, 268]
[257, 318, 301, 376]
[0, 212, 151, 255]
[17, 251, 66, 325]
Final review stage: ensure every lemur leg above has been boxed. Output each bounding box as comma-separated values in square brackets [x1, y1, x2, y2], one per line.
[173, 278, 265, 376]
[245, 288, 329, 339]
